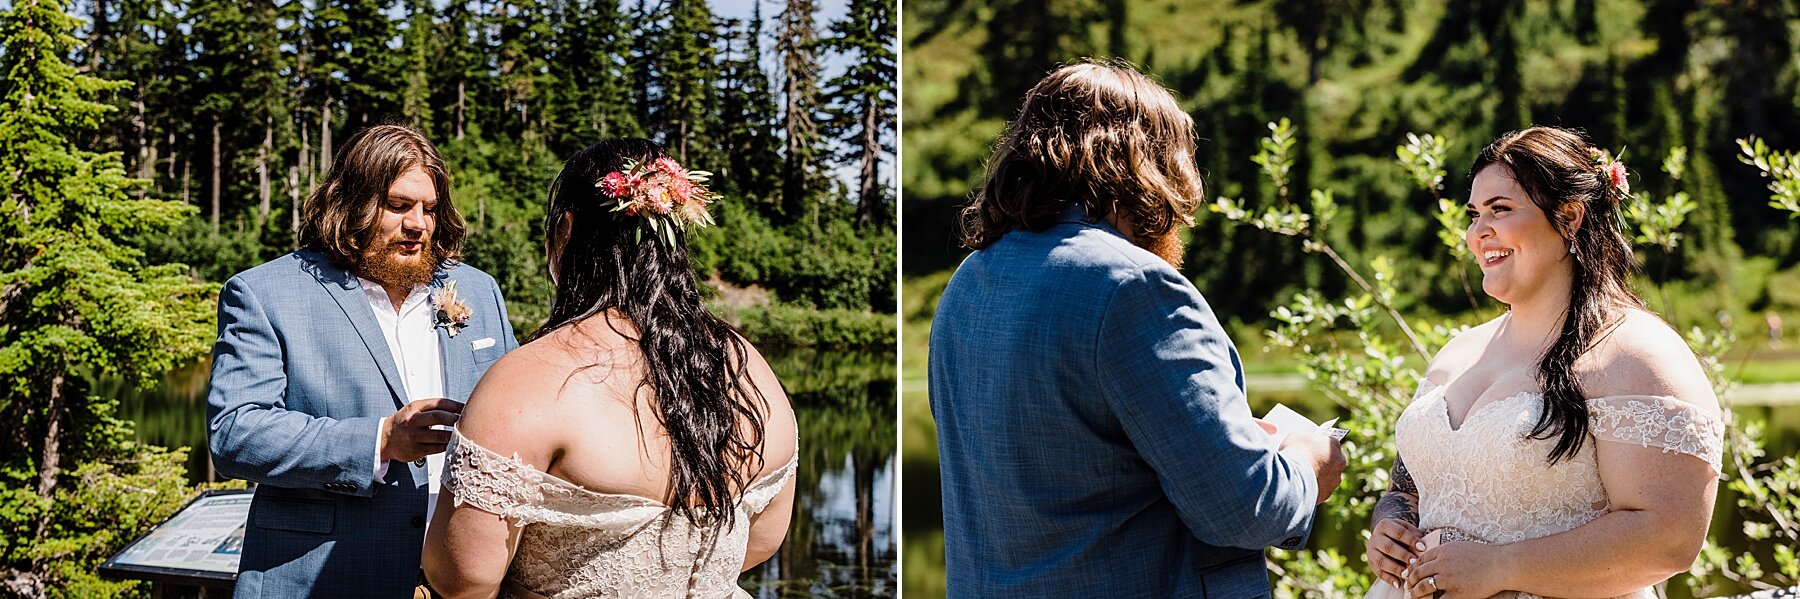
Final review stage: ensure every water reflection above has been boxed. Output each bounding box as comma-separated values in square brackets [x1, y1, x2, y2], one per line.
[110, 348, 897, 597]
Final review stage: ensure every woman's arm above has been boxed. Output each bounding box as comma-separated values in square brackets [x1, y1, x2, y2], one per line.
[737, 340, 800, 572]
[1368, 456, 1423, 587]
[422, 349, 563, 598]
[742, 476, 798, 572]
[1500, 442, 1715, 595]
[423, 489, 525, 598]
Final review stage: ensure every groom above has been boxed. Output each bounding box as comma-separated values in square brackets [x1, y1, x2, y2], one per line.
[930, 61, 1346, 596]
[207, 124, 518, 597]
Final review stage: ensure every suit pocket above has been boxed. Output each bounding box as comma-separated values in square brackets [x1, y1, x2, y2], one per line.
[251, 497, 335, 534]
[474, 343, 503, 365]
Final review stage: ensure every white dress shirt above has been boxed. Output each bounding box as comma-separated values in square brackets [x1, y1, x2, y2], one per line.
[358, 276, 447, 524]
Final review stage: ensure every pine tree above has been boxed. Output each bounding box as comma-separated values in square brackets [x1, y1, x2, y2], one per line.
[434, 0, 491, 142]
[0, 0, 216, 594]
[544, 0, 639, 154]
[494, 0, 556, 152]
[657, 0, 718, 164]
[777, 0, 824, 223]
[341, 0, 402, 127]
[717, 8, 782, 204]
[819, 0, 894, 226]
[400, 0, 438, 133]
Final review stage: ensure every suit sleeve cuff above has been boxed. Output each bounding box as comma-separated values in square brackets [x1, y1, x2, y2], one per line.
[373, 416, 390, 483]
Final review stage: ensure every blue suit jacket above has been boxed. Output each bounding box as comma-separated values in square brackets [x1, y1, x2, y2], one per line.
[206, 250, 519, 598]
[928, 209, 1319, 597]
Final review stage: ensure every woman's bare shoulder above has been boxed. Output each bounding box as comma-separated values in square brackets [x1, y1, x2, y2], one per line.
[1582, 309, 1720, 417]
[460, 324, 641, 451]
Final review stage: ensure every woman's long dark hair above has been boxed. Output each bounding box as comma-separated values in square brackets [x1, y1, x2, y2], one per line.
[1471, 127, 1644, 465]
[535, 138, 768, 528]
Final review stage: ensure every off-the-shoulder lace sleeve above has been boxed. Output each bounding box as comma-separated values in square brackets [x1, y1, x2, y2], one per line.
[443, 429, 665, 531]
[741, 453, 798, 515]
[443, 430, 561, 524]
[1587, 396, 1725, 477]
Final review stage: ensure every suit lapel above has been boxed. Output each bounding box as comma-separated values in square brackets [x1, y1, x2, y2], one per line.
[431, 272, 478, 403]
[305, 251, 409, 410]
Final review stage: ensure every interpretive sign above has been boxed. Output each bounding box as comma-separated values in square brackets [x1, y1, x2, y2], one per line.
[100, 489, 251, 587]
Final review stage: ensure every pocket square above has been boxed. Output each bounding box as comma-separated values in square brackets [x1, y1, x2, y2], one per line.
[472, 337, 496, 350]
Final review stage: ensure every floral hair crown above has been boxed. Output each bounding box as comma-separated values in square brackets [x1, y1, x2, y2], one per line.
[1587, 146, 1631, 204]
[596, 156, 720, 247]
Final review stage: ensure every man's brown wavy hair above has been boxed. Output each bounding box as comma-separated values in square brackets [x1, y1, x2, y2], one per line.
[960, 59, 1203, 250]
[298, 124, 466, 269]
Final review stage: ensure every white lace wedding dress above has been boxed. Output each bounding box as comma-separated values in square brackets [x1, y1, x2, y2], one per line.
[1364, 378, 1724, 599]
[442, 429, 798, 599]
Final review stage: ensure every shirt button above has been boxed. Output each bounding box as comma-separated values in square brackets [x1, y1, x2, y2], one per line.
[414, 459, 427, 467]
[411, 515, 425, 528]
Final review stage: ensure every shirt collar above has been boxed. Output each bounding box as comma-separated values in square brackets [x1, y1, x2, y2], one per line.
[356, 276, 432, 315]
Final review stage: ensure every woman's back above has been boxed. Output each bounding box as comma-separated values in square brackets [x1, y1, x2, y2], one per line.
[445, 313, 799, 598]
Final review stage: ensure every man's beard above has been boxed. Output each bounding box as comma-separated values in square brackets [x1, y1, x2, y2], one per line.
[357, 237, 439, 291]
[1138, 226, 1186, 269]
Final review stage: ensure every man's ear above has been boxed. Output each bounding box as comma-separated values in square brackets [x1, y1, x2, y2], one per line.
[1558, 201, 1587, 240]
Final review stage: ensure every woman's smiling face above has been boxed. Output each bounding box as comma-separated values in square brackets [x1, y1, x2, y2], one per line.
[1466, 164, 1578, 307]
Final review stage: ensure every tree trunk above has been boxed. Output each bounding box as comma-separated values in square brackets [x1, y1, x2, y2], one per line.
[258, 115, 272, 227]
[856, 92, 879, 226]
[132, 88, 148, 196]
[181, 155, 191, 206]
[288, 165, 301, 239]
[166, 130, 176, 182]
[300, 114, 312, 188]
[210, 116, 222, 233]
[456, 80, 465, 140]
[34, 372, 66, 546]
[85, 0, 106, 71]
[321, 96, 334, 175]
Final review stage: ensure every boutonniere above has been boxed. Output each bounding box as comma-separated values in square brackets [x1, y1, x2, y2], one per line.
[432, 280, 473, 337]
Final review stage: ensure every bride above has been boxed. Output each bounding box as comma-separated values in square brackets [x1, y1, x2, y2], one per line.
[420, 139, 799, 598]
[1363, 127, 1724, 598]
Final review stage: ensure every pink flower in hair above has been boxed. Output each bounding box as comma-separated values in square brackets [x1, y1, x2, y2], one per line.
[646, 185, 674, 214]
[1606, 161, 1629, 196]
[600, 171, 635, 198]
[670, 177, 700, 204]
[595, 156, 721, 247]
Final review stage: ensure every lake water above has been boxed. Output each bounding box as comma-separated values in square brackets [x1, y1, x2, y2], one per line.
[110, 348, 897, 598]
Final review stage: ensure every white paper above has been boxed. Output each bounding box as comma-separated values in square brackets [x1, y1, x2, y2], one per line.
[1261, 403, 1348, 445]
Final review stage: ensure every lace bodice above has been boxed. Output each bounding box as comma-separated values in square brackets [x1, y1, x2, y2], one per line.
[442, 429, 797, 599]
[1393, 379, 1724, 599]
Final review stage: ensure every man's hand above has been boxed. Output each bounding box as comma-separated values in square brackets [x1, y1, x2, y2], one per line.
[1279, 430, 1346, 504]
[379, 398, 463, 463]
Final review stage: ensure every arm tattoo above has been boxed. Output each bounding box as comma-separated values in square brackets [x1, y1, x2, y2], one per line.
[1372, 455, 1420, 527]
[1390, 454, 1418, 495]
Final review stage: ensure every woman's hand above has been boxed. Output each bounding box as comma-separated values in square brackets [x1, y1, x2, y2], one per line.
[1367, 517, 1422, 587]
[1403, 541, 1508, 599]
